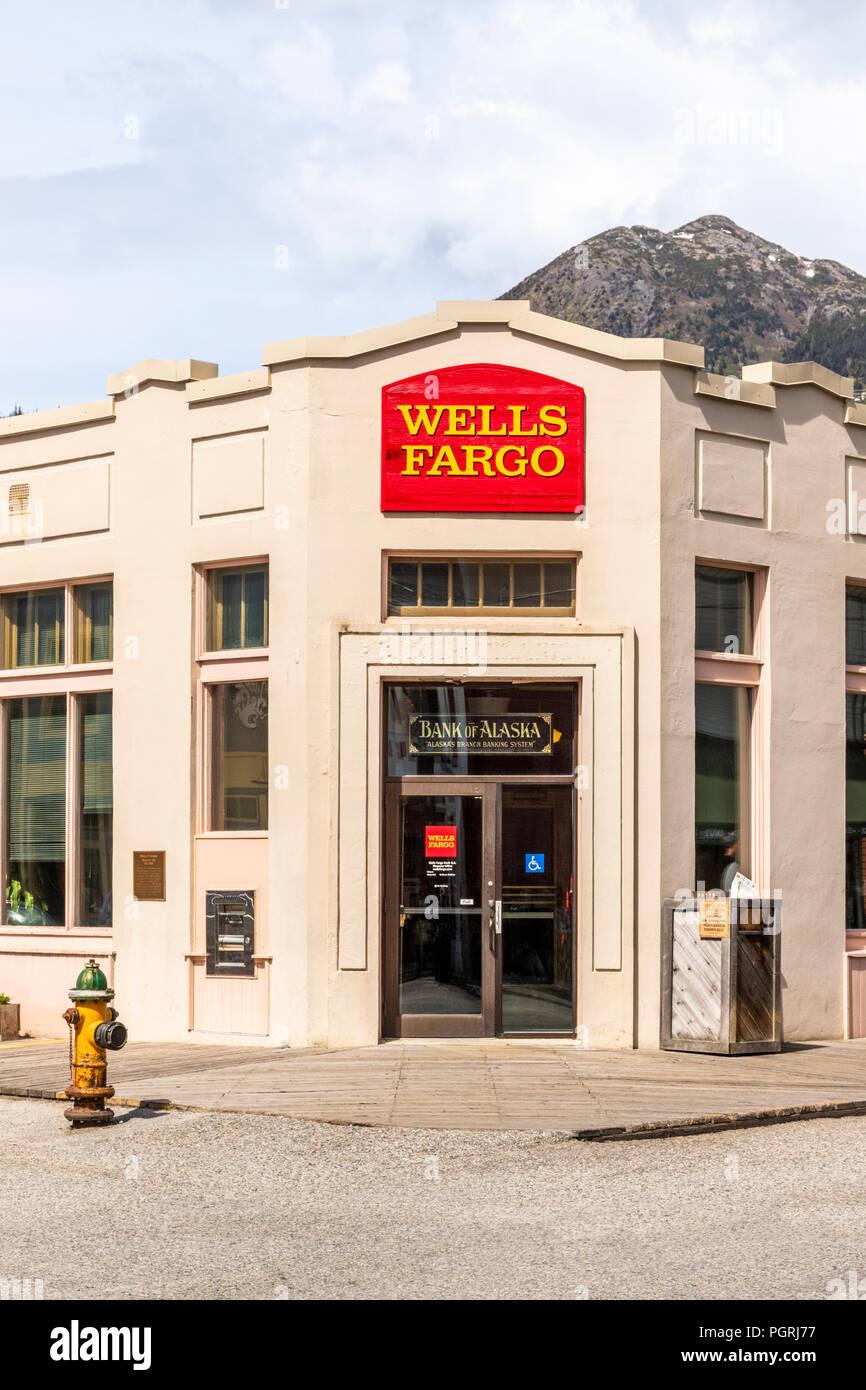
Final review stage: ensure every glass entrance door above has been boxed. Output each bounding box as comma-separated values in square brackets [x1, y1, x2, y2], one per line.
[499, 785, 574, 1033]
[384, 781, 575, 1037]
[385, 784, 495, 1037]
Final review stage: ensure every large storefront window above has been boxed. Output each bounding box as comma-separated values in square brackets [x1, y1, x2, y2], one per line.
[695, 683, 751, 891]
[2, 692, 114, 928]
[210, 681, 269, 830]
[5, 696, 67, 925]
[78, 693, 113, 927]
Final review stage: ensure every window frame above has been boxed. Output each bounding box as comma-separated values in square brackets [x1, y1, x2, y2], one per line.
[694, 560, 766, 892]
[195, 559, 270, 838]
[0, 684, 113, 935]
[200, 559, 269, 657]
[0, 576, 113, 676]
[844, 582, 866, 937]
[202, 677, 270, 836]
[382, 551, 580, 621]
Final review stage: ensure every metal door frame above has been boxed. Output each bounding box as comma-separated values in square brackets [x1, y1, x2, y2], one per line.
[383, 776, 575, 1039]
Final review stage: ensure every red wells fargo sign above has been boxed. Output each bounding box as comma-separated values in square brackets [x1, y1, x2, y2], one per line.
[381, 363, 585, 514]
[425, 826, 458, 858]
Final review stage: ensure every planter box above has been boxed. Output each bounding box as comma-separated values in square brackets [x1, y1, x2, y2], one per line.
[0, 1002, 20, 1041]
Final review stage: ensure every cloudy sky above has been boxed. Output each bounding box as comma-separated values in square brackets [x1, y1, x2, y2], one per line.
[2, 0, 865, 413]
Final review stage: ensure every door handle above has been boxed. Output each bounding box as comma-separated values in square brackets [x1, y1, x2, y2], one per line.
[488, 899, 502, 946]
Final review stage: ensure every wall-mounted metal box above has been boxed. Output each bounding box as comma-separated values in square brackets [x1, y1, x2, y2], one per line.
[205, 890, 255, 978]
[661, 896, 782, 1054]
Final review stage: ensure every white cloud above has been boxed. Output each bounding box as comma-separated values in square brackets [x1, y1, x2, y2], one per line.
[2, 0, 866, 412]
[353, 60, 411, 108]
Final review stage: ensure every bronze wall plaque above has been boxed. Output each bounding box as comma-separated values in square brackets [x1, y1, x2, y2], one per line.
[133, 851, 166, 902]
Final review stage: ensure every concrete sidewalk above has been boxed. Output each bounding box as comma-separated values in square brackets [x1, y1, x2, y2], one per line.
[4, 1035, 866, 1131]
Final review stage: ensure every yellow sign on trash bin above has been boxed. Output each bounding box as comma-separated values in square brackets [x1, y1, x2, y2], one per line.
[699, 897, 730, 939]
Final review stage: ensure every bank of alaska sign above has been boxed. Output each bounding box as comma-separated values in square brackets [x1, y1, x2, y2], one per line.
[381, 363, 585, 513]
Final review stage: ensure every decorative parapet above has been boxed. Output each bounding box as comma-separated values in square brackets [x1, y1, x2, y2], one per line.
[741, 360, 855, 400]
[694, 371, 775, 408]
[263, 300, 705, 369]
[0, 398, 115, 440]
[186, 367, 271, 403]
[107, 358, 218, 397]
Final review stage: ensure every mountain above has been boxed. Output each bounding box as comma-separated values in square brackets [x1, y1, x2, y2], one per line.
[500, 214, 866, 389]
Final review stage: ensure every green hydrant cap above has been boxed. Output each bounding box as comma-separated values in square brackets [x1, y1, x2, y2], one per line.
[76, 961, 107, 991]
[69, 958, 114, 1002]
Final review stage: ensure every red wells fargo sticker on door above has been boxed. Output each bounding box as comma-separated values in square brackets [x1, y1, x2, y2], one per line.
[425, 826, 457, 858]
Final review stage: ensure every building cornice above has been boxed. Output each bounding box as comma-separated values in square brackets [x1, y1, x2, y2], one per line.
[741, 360, 855, 400]
[263, 300, 706, 369]
[106, 358, 219, 397]
[0, 398, 115, 441]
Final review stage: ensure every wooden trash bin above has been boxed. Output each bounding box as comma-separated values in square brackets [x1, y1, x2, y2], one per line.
[661, 896, 782, 1054]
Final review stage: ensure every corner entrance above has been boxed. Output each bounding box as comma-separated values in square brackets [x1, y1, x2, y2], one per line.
[382, 682, 577, 1038]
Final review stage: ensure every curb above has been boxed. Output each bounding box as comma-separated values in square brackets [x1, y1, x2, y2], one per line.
[572, 1097, 866, 1141]
[5, 1085, 866, 1136]
[0, 1085, 174, 1110]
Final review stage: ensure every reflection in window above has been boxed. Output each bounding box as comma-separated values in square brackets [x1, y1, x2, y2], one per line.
[847, 585, 866, 667]
[75, 583, 113, 663]
[207, 566, 268, 651]
[210, 681, 268, 831]
[78, 693, 112, 927]
[695, 566, 753, 654]
[2, 588, 64, 668]
[5, 696, 66, 925]
[846, 693, 866, 929]
[695, 683, 751, 891]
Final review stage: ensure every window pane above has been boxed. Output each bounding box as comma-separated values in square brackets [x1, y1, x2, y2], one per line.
[847, 585, 866, 666]
[5, 695, 66, 925]
[76, 584, 112, 663]
[244, 569, 268, 648]
[483, 563, 510, 607]
[13, 595, 34, 668]
[208, 567, 268, 650]
[219, 572, 244, 650]
[695, 683, 751, 891]
[3, 589, 64, 669]
[78, 693, 112, 927]
[695, 566, 753, 654]
[211, 681, 268, 831]
[451, 562, 479, 608]
[847, 693, 866, 929]
[513, 563, 542, 606]
[543, 562, 575, 609]
[36, 591, 63, 665]
[420, 562, 449, 608]
[389, 562, 418, 612]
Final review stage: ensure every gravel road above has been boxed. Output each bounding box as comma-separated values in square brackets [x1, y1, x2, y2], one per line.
[1, 1096, 863, 1301]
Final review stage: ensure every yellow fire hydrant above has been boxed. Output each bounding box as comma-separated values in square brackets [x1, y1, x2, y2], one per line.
[62, 959, 127, 1129]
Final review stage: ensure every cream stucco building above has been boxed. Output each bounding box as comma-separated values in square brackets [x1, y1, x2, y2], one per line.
[2, 299, 866, 1049]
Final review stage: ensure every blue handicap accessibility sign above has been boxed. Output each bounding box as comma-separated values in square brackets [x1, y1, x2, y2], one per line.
[525, 853, 545, 873]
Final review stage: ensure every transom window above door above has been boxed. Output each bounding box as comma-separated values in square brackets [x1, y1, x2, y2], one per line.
[387, 557, 576, 617]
